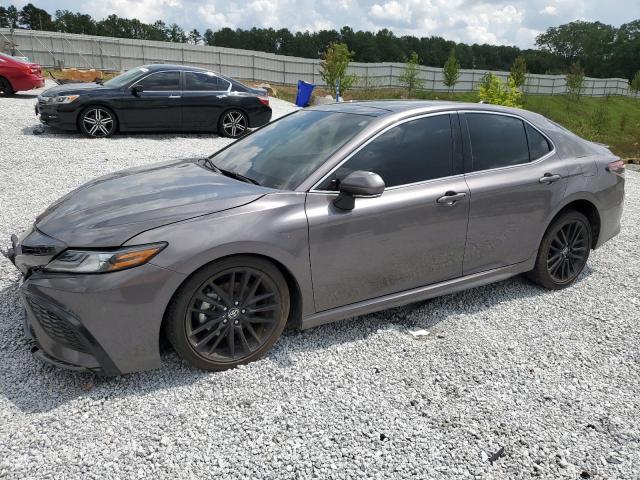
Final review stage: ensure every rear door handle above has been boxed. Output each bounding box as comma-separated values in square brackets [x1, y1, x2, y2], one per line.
[168, 95, 181, 99]
[436, 191, 467, 205]
[539, 173, 562, 184]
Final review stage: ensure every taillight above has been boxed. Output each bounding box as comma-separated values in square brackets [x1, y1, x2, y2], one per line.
[606, 160, 625, 177]
[257, 95, 269, 106]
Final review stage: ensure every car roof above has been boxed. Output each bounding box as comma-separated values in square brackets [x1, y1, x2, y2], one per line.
[142, 64, 210, 73]
[308, 99, 539, 118]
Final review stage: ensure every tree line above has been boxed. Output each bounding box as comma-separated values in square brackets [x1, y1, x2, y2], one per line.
[1, 3, 638, 80]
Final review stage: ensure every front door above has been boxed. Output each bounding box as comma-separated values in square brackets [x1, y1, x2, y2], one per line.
[461, 111, 569, 275]
[119, 70, 182, 130]
[306, 113, 470, 312]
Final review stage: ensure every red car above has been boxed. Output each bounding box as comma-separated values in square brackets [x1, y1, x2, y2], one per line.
[0, 52, 45, 96]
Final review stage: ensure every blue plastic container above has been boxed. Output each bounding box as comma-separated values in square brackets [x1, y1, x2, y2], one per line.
[295, 80, 315, 107]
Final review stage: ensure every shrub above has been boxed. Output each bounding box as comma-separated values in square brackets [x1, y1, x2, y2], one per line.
[443, 49, 460, 96]
[399, 51, 424, 95]
[478, 73, 522, 107]
[319, 42, 357, 97]
[631, 71, 640, 95]
[509, 55, 527, 91]
[566, 62, 585, 99]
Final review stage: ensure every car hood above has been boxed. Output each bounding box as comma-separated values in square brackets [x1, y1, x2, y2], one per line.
[35, 160, 272, 247]
[40, 82, 112, 97]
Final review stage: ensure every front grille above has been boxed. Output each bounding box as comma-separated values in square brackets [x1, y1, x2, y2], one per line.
[21, 245, 56, 256]
[27, 297, 90, 354]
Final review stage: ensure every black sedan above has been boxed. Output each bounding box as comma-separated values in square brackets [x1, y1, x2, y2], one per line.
[35, 64, 272, 138]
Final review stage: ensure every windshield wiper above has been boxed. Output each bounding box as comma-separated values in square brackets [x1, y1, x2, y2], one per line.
[202, 159, 261, 186]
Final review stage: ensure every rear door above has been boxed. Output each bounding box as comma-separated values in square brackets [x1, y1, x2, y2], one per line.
[306, 113, 470, 312]
[461, 111, 569, 275]
[182, 71, 232, 130]
[119, 70, 182, 130]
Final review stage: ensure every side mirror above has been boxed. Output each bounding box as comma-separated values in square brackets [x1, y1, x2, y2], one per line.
[131, 85, 144, 96]
[333, 170, 385, 211]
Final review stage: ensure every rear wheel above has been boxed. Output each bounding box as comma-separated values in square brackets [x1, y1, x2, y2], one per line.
[0, 77, 14, 97]
[165, 256, 290, 371]
[79, 106, 117, 138]
[219, 110, 248, 138]
[528, 210, 592, 289]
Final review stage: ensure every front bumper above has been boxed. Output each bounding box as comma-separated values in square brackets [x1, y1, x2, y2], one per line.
[17, 264, 186, 375]
[35, 101, 79, 131]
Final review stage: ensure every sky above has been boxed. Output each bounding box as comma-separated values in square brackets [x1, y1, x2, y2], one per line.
[2, 0, 639, 48]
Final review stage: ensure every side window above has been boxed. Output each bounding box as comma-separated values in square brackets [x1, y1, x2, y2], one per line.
[526, 124, 552, 160]
[185, 72, 228, 91]
[466, 113, 529, 171]
[134, 71, 180, 91]
[322, 115, 453, 189]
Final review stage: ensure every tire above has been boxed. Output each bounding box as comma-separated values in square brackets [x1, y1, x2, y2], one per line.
[527, 210, 592, 290]
[164, 256, 290, 371]
[219, 109, 249, 138]
[0, 77, 14, 97]
[78, 106, 117, 138]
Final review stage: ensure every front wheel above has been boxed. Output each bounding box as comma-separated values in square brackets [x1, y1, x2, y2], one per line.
[79, 106, 117, 138]
[219, 110, 248, 138]
[527, 210, 592, 289]
[165, 256, 290, 371]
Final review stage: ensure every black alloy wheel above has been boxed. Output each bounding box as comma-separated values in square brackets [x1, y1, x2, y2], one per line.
[546, 220, 589, 283]
[79, 106, 116, 138]
[528, 210, 592, 289]
[220, 110, 248, 138]
[165, 256, 290, 370]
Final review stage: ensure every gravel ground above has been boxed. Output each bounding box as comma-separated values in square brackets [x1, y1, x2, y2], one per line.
[1, 83, 639, 479]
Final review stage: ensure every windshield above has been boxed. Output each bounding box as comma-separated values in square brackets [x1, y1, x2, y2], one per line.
[211, 110, 374, 190]
[103, 66, 149, 88]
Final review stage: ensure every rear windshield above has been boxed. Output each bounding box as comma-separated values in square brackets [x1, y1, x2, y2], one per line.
[211, 110, 374, 190]
[0, 52, 29, 63]
[103, 67, 149, 88]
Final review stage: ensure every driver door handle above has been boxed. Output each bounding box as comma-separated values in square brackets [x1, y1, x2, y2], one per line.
[168, 95, 181, 99]
[539, 173, 562, 184]
[436, 191, 467, 206]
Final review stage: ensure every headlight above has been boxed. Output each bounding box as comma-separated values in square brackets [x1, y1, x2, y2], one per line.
[47, 95, 80, 104]
[44, 243, 167, 273]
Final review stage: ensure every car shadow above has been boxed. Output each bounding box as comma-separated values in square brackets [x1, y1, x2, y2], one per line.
[10, 93, 39, 99]
[0, 266, 593, 414]
[20, 124, 228, 141]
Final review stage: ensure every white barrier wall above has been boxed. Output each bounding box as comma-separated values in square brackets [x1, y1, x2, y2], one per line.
[1, 28, 635, 97]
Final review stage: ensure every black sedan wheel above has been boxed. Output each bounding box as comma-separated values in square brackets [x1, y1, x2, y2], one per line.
[219, 110, 248, 138]
[165, 256, 290, 370]
[79, 106, 117, 138]
[528, 210, 591, 289]
[0, 77, 13, 97]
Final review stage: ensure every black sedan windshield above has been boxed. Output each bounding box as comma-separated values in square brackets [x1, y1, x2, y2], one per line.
[210, 110, 373, 190]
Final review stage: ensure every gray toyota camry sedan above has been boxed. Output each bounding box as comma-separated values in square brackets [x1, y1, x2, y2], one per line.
[5, 101, 625, 375]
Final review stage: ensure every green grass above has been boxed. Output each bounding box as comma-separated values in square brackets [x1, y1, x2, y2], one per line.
[273, 84, 640, 160]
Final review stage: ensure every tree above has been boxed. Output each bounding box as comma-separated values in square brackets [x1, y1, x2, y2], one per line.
[509, 55, 527, 90]
[167, 23, 186, 43]
[54, 10, 97, 35]
[443, 49, 460, 96]
[188, 29, 202, 45]
[5, 5, 19, 29]
[631, 71, 640, 94]
[399, 51, 424, 95]
[19, 3, 55, 30]
[319, 42, 357, 97]
[566, 62, 585, 99]
[478, 73, 522, 107]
